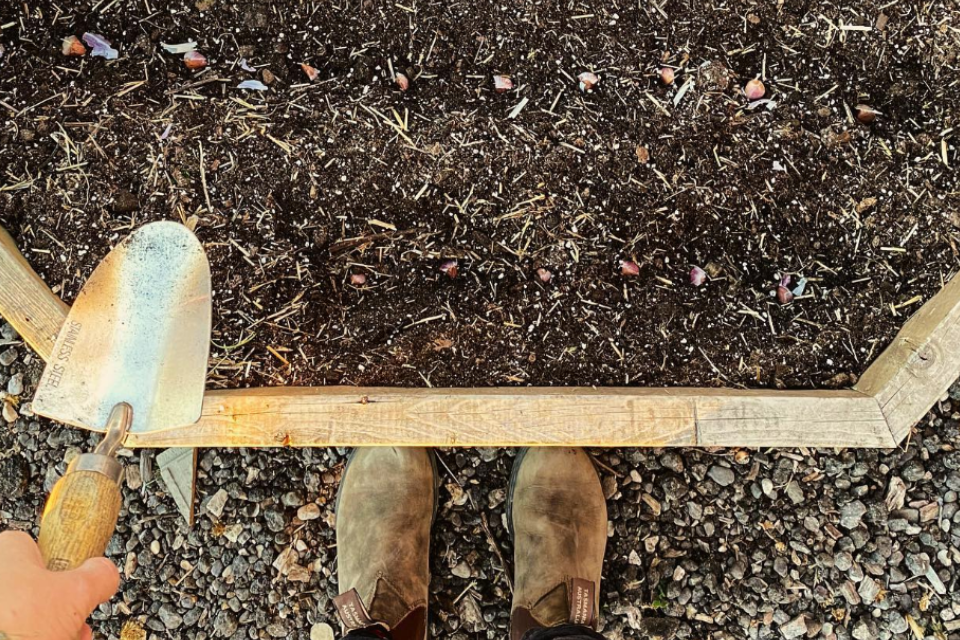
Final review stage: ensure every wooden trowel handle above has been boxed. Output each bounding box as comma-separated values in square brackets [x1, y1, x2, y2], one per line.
[39, 465, 122, 571]
[38, 403, 131, 571]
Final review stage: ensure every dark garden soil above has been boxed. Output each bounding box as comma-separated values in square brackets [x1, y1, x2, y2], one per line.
[1, 1, 959, 391]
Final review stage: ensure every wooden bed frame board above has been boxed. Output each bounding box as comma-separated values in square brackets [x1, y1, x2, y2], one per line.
[3, 226, 957, 449]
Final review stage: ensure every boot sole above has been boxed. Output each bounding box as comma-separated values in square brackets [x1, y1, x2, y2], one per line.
[335, 448, 441, 526]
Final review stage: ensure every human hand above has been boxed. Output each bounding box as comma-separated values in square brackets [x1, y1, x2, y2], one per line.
[0, 530, 119, 640]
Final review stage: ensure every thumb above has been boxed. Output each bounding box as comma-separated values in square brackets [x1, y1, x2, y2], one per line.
[63, 557, 121, 613]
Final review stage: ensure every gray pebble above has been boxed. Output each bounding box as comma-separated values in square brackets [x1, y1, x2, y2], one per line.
[158, 603, 184, 629]
[281, 491, 303, 507]
[660, 452, 684, 473]
[0, 457, 29, 498]
[901, 460, 925, 482]
[205, 488, 229, 519]
[840, 501, 867, 529]
[264, 507, 286, 532]
[852, 619, 876, 640]
[214, 610, 239, 637]
[886, 613, 909, 635]
[708, 465, 735, 487]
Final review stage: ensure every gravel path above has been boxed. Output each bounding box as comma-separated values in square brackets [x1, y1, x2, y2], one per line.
[2, 317, 959, 640]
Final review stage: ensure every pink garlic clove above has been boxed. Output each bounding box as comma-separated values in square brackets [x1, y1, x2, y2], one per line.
[184, 50, 207, 69]
[620, 260, 640, 276]
[777, 286, 794, 304]
[690, 266, 706, 286]
[440, 259, 458, 278]
[493, 75, 513, 93]
[63, 35, 87, 56]
[578, 72, 599, 92]
[744, 78, 765, 100]
[302, 63, 319, 81]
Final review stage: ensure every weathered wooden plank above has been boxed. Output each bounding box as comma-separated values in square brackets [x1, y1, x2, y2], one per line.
[695, 391, 894, 448]
[0, 227, 69, 360]
[117, 386, 894, 449]
[127, 387, 698, 448]
[855, 272, 960, 444]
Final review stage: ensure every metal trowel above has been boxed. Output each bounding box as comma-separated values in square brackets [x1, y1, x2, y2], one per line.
[31, 221, 211, 571]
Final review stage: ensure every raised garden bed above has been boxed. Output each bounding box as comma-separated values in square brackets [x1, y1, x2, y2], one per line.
[2, 225, 959, 448]
[1, 1, 958, 447]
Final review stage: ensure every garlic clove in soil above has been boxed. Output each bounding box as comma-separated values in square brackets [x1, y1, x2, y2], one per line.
[690, 266, 706, 286]
[536, 268, 552, 283]
[62, 35, 87, 56]
[660, 67, 675, 85]
[396, 73, 410, 91]
[302, 63, 319, 81]
[743, 78, 765, 100]
[855, 104, 879, 124]
[578, 72, 599, 92]
[493, 75, 513, 93]
[776, 274, 794, 304]
[620, 260, 640, 276]
[440, 259, 458, 278]
[777, 286, 794, 304]
[184, 51, 207, 70]
[349, 273, 367, 286]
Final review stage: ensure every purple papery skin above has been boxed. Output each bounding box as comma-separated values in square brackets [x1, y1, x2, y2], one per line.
[690, 266, 706, 286]
[779, 273, 791, 288]
[83, 33, 118, 60]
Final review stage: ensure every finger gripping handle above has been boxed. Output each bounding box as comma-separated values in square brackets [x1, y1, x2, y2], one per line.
[38, 469, 122, 571]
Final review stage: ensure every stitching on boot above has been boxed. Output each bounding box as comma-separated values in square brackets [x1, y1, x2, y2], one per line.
[376, 574, 421, 612]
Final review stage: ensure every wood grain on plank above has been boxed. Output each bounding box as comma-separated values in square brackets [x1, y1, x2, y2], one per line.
[121, 386, 896, 449]
[855, 272, 960, 444]
[695, 390, 894, 448]
[0, 227, 69, 360]
[127, 387, 698, 447]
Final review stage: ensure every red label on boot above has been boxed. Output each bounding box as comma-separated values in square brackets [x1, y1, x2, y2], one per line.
[334, 588, 376, 630]
[569, 578, 596, 627]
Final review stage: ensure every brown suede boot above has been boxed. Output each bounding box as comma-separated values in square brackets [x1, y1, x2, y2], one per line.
[508, 448, 608, 640]
[334, 448, 437, 640]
